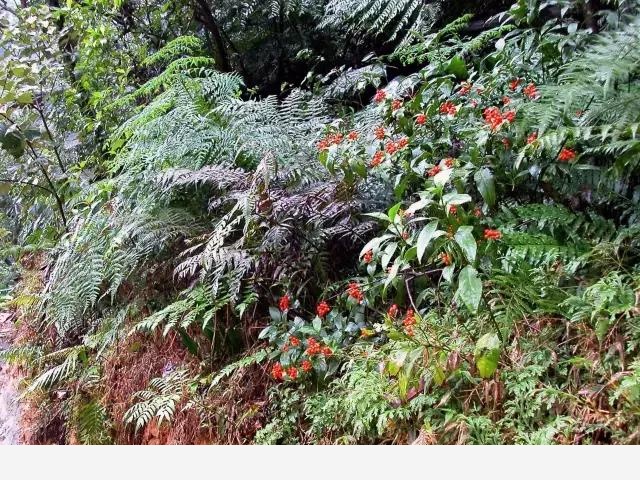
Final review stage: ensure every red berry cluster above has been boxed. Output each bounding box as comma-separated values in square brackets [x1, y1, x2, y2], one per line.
[458, 82, 472, 96]
[316, 132, 344, 151]
[523, 83, 539, 99]
[527, 132, 538, 144]
[374, 89, 387, 103]
[440, 252, 452, 266]
[305, 337, 332, 357]
[484, 228, 502, 240]
[347, 282, 364, 303]
[558, 147, 576, 162]
[439, 101, 457, 116]
[279, 295, 290, 312]
[428, 165, 441, 177]
[374, 126, 386, 140]
[370, 150, 384, 168]
[415, 113, 427, 125]
[388, 304, 399, 317]
[391, 99, 403, 111]
[347, 130, 359, 141]
[509, 78, 521, 91]
[316, 301, 331, 317]
[403, 309, 416, 336]
[363, 249, 373, 264]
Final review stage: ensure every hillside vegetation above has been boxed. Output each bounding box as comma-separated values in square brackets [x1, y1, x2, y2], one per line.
[1, 0, 639, 444]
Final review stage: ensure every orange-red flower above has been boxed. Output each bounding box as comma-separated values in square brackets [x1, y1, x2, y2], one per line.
[459, 82, 472, 96]
[509, 78, 521, 91]
[290, 336, 300, 347]
[316, 301, 331, 317]
[347, 130, 359, 141]
[443, 157, 455, 168]
[503, 110, 516, 123]
[347, 282, 364, 303]
[397, 137, 409, 149]
[363, 249, 373, 264]
[385, 141, 398, 155]
[271, 362, 284, 380]
[370, 151, 384, 168]
[388, 304, 399, 317]
[301, 360, 312, 372]
[440, 252, 451, 266]
[502, 96, 511, 106]
[558, 147, 576, 162]
[428, 165, 441, 177]
[322, 346, 332, 357]
[374, 126, 386, 140]
[391, 99, 403, 111]
[316, 139, 329, 151]
[416, 113, 427, 125]
[306, 338, 321, 355]
[374, 89, 387, 103]
[527, 132, 538, 144]
[448, 205, 457, 215]
[484, 228, 502, 240]
[279, 295, 290, 312]
[439, 101, 457, 116]
[483, 107, 503, 131]
[523, 83, 539, 99]
[287, 366, 298, 380]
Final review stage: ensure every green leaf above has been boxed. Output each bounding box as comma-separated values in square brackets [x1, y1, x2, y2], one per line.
[456, 265, 482, 313]
[442, 193, 472, 207]
[442, 264, 455, 282]
[474, 333, 501, 378]
[454, 226, 476, 263]
[474, 168, 496, 208]
[445, 55, 468, 79]
[388, 202, 402, 222]
[416, 221, 445, 263]
[312, 316, 322, 332]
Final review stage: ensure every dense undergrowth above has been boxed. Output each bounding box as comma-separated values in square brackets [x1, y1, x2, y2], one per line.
[1, 0, 639, 444]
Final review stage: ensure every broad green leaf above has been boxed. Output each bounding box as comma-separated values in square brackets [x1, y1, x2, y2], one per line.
[312, 316, 322, 332]
[474, 167, 496, 208]
[456, 265, 482, 313]
[359, 234, 392, 258]
[442, 264, 455, 282]
[445, 55, 468, 79]
[454, 226, 476, 263]
[416, 221, 445, 263]
[442, 193, 472, 207]
[388, 202, 402, 222]
[433, 168, 452, 187]
[474, 333, 501, 378]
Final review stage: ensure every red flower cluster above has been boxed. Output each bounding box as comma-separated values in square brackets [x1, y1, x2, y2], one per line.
[502, 96, 511, 106]
[347, 130, 359, 141]
[483, 107, 504, 131]
[370, 151, 384, 168]
[440, 252, 451, 266]
[509, 78, 521, 91]
[388, 304, 399, 317]
[305, 338, 332, 357]
[527, 132, 538, 144]
[558, 147, 576, 162]
[503, 110, 516, 123]
[385, 141, 398, 155]
[290, 336, 300, 347]
[443, 157, 454, 168]
[428, 165, 441, 177]
[374, 126, 386, 140]
[459, 82, 472, 96]
[347, 282, 364, 303]
[316, 301, 331, 317]
[374, 89, 387, 103]
[523, 83, 539, 99]
[272, 362, 284, 380]
[403, 309, 416, 336]
[391, 99, 403, 111]
[484, 228, 502, 240]
[305, 338, 322, 355]
[316, 133, 344, 151]
[301, 360, 312, 372]
[363, 249, 373, 264]
[279, 295, 290, 312]
[287, 366, 298, 380]
[439, 101, 457, 116]
[449, 205, 458, 215]
[415, 113, 427, 125]
[396, 137, 409, 150]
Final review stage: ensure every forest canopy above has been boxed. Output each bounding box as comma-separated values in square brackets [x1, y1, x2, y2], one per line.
[0, 0, 639, 445]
